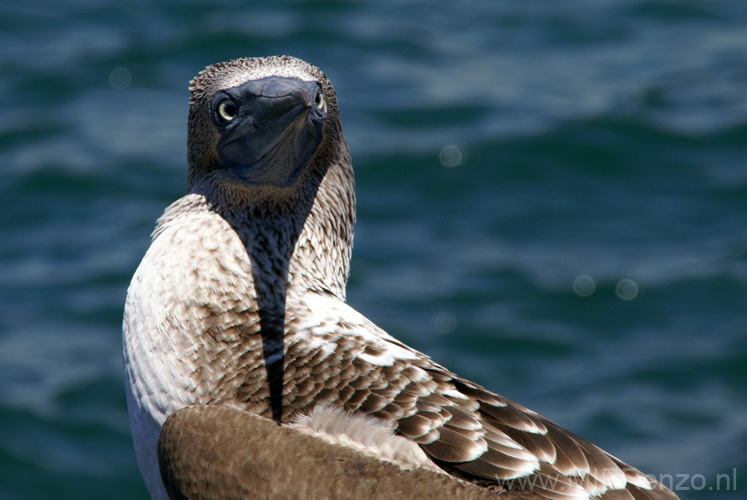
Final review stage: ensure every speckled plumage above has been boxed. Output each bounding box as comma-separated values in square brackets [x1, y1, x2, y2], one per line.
[123, 56, 679, 500]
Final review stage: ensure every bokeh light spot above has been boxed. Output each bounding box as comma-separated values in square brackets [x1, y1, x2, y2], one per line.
[439, 144, 466, 168]
[616, 279, 639, 301]
[573, 275, 596, 297]
[109, 67, 132, 90]
[433, 311, 457, 334]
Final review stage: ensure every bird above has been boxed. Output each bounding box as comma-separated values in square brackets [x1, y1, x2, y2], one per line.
[123, 55, 680, 500]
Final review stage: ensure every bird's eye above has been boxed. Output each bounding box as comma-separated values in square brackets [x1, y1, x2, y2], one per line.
[315, 91, 325, 110]
[216, 99, 237, 123]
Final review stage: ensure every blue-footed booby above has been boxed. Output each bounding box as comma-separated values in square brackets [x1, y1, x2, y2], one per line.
[123, 56, 679, 500]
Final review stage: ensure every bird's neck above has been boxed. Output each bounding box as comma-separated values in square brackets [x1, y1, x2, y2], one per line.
[193, 155, 355, 304]
[197, 157, 354, 424]
[289, 156, 356, 301]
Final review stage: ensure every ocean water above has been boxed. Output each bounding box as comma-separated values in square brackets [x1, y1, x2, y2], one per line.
[0, 1, 745, 499]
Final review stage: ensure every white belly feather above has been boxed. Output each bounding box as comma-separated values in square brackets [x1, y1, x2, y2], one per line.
[292, 405, 437, 471]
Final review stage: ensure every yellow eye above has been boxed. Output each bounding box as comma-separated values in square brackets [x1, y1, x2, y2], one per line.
[315, 92, 325, 110]
[217, 99, 237, 123]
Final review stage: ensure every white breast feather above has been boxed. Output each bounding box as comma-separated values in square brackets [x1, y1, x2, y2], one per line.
[123, 201, 248, 500]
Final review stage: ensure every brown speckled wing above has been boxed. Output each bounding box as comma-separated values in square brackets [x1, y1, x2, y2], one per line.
[238, 294, 681, 500]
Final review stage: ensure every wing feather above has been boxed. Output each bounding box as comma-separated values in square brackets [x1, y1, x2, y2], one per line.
[272, 296, 679, 500]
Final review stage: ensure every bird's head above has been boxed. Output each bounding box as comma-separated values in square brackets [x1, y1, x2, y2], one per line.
[186, 56, 345, 206]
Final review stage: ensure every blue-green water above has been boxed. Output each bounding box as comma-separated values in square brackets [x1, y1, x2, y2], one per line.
[1, 1, 745, 499]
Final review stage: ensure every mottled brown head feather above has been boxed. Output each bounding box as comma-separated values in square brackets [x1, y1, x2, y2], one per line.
[185, 55, 348, 210]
